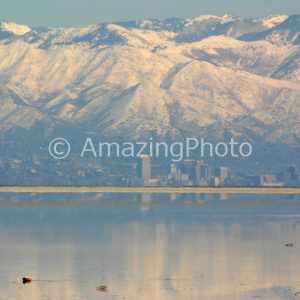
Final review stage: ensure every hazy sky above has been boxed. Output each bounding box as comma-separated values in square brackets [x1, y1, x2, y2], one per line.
[0, 0, 299, 28]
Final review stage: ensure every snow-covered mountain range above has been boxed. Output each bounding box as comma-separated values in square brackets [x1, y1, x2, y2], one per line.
[0, 14, 299, 146]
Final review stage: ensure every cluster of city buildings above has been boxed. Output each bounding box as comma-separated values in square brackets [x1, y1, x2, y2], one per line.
[135, 156, 300, 187]
[0, 150, 299, 187]
[135, 155, 229, 186]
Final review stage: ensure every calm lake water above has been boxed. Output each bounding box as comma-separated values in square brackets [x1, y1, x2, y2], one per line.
[0, 193, 299, 299]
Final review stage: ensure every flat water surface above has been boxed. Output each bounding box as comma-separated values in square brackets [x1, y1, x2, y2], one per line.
[0, 194, 299, 299]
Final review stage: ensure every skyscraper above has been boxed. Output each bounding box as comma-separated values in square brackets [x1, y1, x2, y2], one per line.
[200, 164, 211, 181]
[288, 163, 299, 181]
[137, 155, 151, 180]
[181, 160, 204, 183]
[214, 167, 228, 183]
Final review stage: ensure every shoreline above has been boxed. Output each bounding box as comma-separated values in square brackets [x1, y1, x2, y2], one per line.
[0, 186, 299, 194]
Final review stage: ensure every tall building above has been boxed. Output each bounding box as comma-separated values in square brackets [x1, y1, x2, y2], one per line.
[170, 164, 177, 174]
[181, 160, 204, 182]
[214, 167, 228, 183]
[195, 160, 204, 182]
[137, 155, 151, 180]
[168, 164, 189, 183]
[200, 164, 211, 181]
[288, 163, 299, 181]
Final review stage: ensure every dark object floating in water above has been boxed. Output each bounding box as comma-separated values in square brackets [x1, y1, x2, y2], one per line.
[22, 277, 61, 284]
[286, 243, 293, 247]
[96, 285, 107, 292]
[22, 276, 32, 284]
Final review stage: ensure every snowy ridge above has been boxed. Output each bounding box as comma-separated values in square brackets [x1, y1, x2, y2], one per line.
[186, 14, 241, 26]
[0, 15, 299, 145]
[257, 15, 289, 28]
[0, 21, 31, 35]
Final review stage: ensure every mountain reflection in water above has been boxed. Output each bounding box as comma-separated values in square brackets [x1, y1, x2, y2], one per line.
[0, 195, 299, 299]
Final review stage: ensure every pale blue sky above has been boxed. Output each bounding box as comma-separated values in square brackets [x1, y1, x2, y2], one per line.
[0, 0, 299, 28]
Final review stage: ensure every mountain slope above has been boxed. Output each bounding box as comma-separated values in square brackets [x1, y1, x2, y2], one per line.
[239, 15, 300, 45]
[0, 14, 299, 146]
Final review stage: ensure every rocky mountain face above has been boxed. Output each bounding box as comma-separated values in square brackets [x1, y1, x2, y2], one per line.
[0, 15, 299, 149]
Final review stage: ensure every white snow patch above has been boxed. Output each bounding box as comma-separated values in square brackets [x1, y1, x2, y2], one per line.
[258, 15, 289, 28]
[185, 14, 241, 27]
[0, 21, 31, 35]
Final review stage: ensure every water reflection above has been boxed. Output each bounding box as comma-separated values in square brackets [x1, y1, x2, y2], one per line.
[0, 200, 299, 299]
[0, 192, 299, 205]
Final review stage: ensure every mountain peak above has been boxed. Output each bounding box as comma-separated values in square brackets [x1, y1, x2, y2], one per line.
[219, 13, 240, 19]
[0, 21, 32, 35]
[254, 15, 289, 28]
[186, 14, 241, 27]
